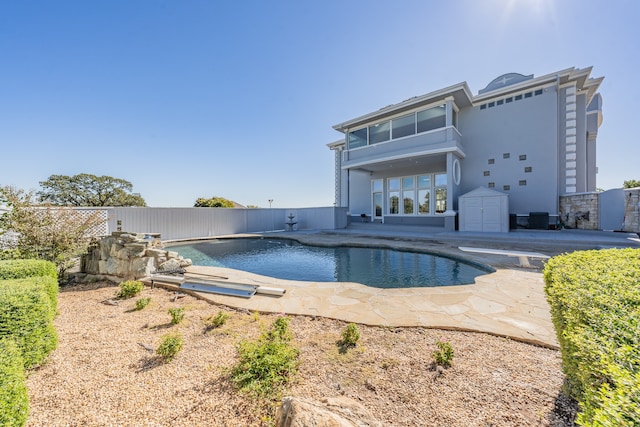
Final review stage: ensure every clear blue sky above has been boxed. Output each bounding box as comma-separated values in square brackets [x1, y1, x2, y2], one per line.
[1, 0, 638, 207]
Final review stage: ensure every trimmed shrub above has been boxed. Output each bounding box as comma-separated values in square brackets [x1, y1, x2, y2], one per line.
[0, 259, 57, 280]
[544, 248, 640, 426]
[0, 338, 29, 427]
[231, 316, 299, 397]
[1, 276, 59, 313]
[116, 280, 144, 299]
[156, 333, 184, 362]
[0, 283, 58, 369]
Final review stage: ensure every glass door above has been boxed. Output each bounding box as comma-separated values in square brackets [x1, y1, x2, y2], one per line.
[372, 179, 383, 222]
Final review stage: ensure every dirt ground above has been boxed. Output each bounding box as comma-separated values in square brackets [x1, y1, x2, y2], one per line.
[25, 282, 578, 426]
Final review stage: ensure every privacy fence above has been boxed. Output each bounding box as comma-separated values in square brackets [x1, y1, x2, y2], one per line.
[82, 207, 349, 241]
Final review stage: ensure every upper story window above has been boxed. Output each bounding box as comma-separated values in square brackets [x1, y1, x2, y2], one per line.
[347, 104, 452, 149]
[368, 121, 390, 144]
[348, 128, 368, 149]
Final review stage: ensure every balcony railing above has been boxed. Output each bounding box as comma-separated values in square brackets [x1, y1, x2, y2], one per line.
[342, 126, 462, 169]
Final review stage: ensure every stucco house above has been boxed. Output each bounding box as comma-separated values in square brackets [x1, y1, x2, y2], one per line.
[328, 66, 603, 231]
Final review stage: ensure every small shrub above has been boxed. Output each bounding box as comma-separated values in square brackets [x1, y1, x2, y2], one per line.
[116, 280, 144, 299]
[205, 311, 230, 329]
[231, 316, 299, 397]
[340, 323, 360, 348]
[156, 333, 184, 362]
[432, 340, 454, 367]
[134, 297, 151, 311]
[168, 307, 185, 324]
[0, 338, 29, 427]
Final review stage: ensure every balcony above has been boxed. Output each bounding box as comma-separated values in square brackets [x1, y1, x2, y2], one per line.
[342, 126, 463, 170]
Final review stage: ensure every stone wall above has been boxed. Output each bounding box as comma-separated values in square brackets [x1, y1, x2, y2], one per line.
[79, 232, 192, 282]
[559, 193, 599, 230]
[623, 188, 640, 233]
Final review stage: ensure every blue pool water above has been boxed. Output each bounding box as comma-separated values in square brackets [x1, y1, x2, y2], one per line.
[168, 238, 492, 288]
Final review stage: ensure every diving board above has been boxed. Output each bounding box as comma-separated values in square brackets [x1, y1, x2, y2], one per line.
[458, 246, 550, 267]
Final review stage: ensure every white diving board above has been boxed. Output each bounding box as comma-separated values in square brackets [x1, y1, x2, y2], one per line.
[458, 246, 550, 268]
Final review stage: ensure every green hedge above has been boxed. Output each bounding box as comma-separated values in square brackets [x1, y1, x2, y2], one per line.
[544, 248, 640, 426]
[0, 282, 58, 369]
[0, 338, 29, 427]
[0, 259, 58, 281]
[0, 276, 59, 318]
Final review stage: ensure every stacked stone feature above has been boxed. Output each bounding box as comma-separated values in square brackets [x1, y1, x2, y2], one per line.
[80, 232, 192, 282]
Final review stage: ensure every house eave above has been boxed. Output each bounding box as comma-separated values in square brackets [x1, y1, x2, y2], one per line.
[333, 82, 473, 133]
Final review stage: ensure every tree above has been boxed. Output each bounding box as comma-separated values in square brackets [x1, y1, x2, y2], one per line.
[37, 173, 146, 207]
[194, 197, 235, 208]
[623, 179, 640, 189]
[0, 186, 107, 278]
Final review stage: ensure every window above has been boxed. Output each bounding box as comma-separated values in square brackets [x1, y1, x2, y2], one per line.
[373, 180, 383, 192]
[488, 182, 495, 188]
[524, 166, 532, 173]
[480, 104, 486, 110]
[392, 114, 416, 139]
[519, 154, 527, 161]
[515, 94, 523, 101]
[435, 173, 447, 213]
[388, 178, 400, 215]
[524, 92, 532, 98]
[488, 102, 495, 108]
[348, 128, 367, 149]
[503, 185, 510, 191]
[497, 99, 504, 105]
[417, 105, 446, 133]
[534, 89, 543, 96]
[418, 175, 430, 214]
[483, 170, 490, 176]
[488, 158, 495, 164]
[403, 191, 414, 214]
[503, 153, 510, 159]
[368, 121, 390, 144]
[519, 180, 527, 186]
[505, 97, 513, 103]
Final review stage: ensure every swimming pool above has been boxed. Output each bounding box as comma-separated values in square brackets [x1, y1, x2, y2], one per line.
[168, 238, 492, 288]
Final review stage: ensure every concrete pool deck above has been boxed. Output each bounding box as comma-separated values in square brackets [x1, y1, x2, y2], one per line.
[163, 227, 640, 349]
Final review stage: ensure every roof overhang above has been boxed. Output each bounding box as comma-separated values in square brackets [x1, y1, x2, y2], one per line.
[333, 82, 474, 133]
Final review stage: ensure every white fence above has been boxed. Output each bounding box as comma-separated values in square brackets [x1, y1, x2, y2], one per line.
[95, 207, 348, 240]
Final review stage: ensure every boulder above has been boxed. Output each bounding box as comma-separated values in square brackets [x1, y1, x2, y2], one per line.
[275, 396, 381, 427]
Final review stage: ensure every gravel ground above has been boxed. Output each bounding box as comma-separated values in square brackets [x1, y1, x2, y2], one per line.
[25, 282, 577, 426]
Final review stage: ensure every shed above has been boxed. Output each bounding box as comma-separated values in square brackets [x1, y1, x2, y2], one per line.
[458, 187, 509, 232]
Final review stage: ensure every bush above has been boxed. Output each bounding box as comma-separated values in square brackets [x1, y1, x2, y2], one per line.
[134, 297, 151, 311]
[0, 249, 24, 261]
[0, 283, 57, 368]
[340, 323, 360, 348]
[156, 333, 184, 362]
[0, 259, 57, 280]
[205, 311, 230, 329]
[116, 280, 144, 299]
[544, 248, 640, 426]
[432, 340, 454, 367]
[168, 307, 185, 324]
[231, 316, 299, 397]
[1, 276, 59, 315]
[0, 338, 29, 427]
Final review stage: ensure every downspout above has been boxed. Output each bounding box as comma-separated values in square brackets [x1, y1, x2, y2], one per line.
[555, 73, 561, 218]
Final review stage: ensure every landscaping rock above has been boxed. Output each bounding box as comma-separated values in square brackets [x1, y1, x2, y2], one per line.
[275, 396, 382, 427]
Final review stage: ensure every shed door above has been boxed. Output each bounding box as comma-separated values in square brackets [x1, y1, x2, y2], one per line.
[481, 197, 502, 232]
[463, 197, 484, 231]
